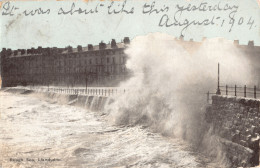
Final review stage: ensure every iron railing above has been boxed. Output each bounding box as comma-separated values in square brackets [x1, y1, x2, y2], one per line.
[15, 86, 126, 97]
[207, 84, 260, 103]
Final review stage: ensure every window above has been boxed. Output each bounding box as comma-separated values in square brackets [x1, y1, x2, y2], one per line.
[107, 57, 110, 64]
[112, 57, 115, 64]
[89, 59, 92, 65]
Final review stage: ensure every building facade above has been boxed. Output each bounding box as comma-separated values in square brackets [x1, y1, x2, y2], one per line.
[0, 37, 130, 88]
[1, 37, 260, 88]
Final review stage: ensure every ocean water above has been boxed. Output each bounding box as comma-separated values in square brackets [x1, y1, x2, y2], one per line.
[0, 91, 223, 168]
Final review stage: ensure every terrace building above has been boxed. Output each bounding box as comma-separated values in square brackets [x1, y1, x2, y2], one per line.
[0, 37, 130, 87]
[1, 37, 260, 88]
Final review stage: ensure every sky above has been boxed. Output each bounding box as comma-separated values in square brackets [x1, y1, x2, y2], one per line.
[0, 0, 259, 50]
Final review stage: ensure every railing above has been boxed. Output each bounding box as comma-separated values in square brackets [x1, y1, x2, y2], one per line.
[16, 86, 127, 97]
[207, 84, 260, 103]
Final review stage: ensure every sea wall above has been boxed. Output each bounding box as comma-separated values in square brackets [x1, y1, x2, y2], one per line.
[206, 95, 260, 167]
[1, 88, 112, 112]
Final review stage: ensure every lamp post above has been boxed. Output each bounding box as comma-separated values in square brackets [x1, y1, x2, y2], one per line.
[216, 63, 221, 95]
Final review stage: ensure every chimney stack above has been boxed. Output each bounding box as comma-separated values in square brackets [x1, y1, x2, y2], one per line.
[248, 41, 254, 47]
[123, 37, 130, 44]
[37, 46, 43, 54]
[7, 49, 12, 56]
[234, 40, 239, 45]
[21, 49, 26, 55]
[31, 48, 35, 54]
[67, 46, 73, 53]
[77, 45, 82, 52]
[14, 50, 18, 56]
[27, 49, 31, 55]
[99, 41, 107, 50]
[1, 48, 7, 58]
[88, 44, 93, 51]
[111, 39, 117, 48]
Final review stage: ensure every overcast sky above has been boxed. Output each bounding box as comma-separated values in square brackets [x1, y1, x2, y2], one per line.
[0, 0, 259, 50]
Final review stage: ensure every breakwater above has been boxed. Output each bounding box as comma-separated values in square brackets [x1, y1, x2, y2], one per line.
[206, 95, 260, 167]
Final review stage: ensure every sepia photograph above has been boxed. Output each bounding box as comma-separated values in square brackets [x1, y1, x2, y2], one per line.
[0, 0, 260, 167]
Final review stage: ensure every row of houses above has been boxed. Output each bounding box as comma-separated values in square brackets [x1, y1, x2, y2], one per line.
[0, 37, 130, 87]
[1, 36, 260, 88]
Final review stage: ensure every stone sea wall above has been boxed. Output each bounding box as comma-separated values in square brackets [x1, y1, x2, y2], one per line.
[2, 88, 112, 112]
[206, 95, 260, 167]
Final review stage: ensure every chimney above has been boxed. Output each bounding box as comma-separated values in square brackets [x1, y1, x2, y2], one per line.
[37, 46, 43, 54]
[123, 37, 130, 44]
[14, 50, 18, 56]
[88, 44, 93, 51]
[21, 49, 26, 55]
[1, 48, 6, 55]
[77, 45, 82, 52]
[248, 41, 254, 47]
[111, 39, 117, 48]
[31, 48, 36, 54]
[67, 46, 73, 53]
[99, 41, 106, 50]
[7, 49, 12, 56]
[27, 49, 31, 55]
[1, 48, 6, 53]
[234, 40, 239, 45]
[1, 48, 6, 58]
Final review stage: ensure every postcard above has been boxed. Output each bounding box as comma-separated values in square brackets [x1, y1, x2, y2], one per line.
[0, 0, 259, 167]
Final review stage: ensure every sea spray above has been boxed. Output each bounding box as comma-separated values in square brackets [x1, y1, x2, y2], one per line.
[104, 33, 253, 166]
[90, 96, 99, 111]
[85, 96, 90, 108]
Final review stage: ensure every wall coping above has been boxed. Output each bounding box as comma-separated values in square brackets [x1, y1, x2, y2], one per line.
[212, 95, 260, 107]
